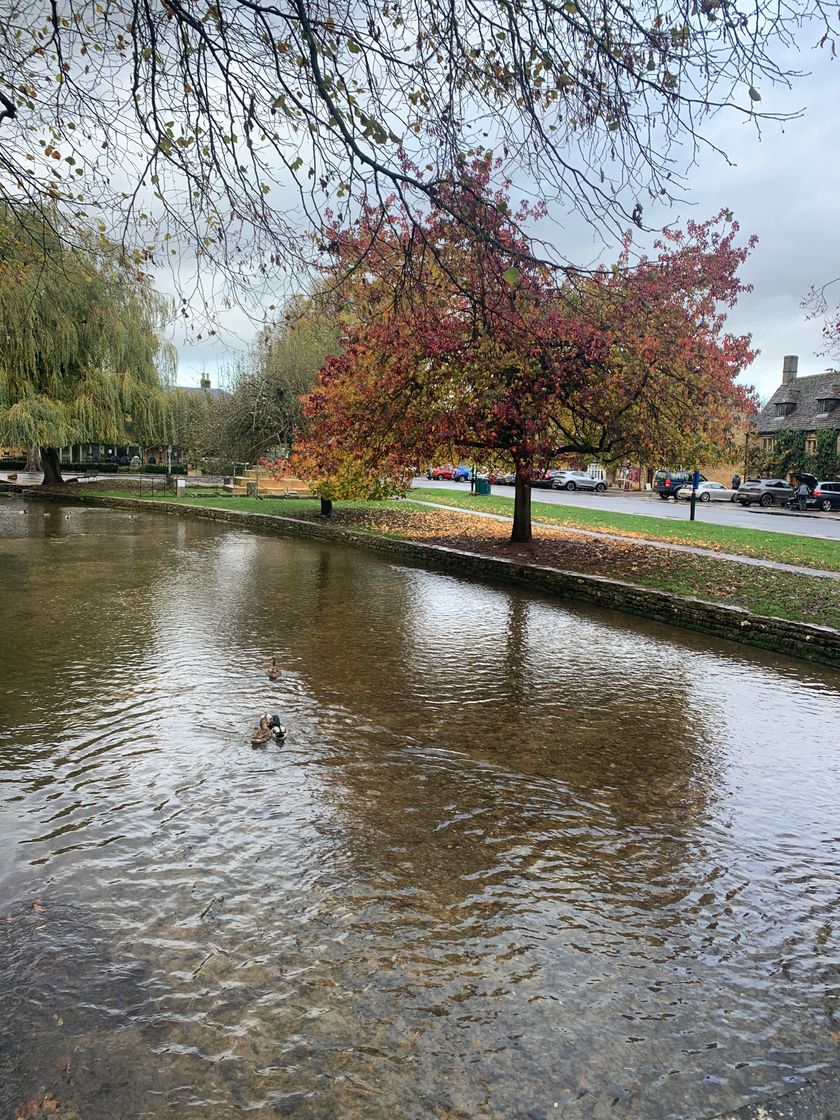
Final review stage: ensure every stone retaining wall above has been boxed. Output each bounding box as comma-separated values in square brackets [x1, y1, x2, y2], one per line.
[26, 489, 840, 668]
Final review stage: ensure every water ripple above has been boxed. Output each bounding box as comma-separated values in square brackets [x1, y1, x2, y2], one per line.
[1, 499, 839, 1119]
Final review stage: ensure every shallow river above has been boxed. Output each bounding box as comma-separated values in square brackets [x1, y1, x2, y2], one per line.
[1, 497, 839, 1120]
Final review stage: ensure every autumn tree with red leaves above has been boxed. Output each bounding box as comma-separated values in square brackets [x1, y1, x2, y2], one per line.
[302, 168, 756, 542]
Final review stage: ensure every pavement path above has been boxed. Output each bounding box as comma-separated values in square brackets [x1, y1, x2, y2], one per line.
[407, 498, 840, 580]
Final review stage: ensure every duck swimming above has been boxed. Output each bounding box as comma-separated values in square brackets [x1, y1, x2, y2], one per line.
[267, 657, 281, 681]
[250, 713, 286, 747]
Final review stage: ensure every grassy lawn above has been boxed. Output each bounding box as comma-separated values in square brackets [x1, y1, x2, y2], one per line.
[623, 553, 840, 628]
[86, 487, 368, 517]
[406, 487, 840, 572]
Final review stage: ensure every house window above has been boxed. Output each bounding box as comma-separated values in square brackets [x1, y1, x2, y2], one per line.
[761, 436, 775, 453]
[775, 402, 795, 417]
[805, 433, 817, 455]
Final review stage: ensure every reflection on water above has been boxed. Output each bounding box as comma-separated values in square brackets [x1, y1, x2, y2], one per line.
[1, 497, 839, 1119]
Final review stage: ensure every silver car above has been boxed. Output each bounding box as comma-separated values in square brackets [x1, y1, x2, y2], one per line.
[551, 470, 608, 492]
[675, 481, 739, 503]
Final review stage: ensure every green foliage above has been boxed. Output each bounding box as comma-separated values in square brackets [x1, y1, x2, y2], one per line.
[756, 429, 806, 478]
[814, 429, 840, 479]
[185, 291, 340, 465]
[0, 204, 175, 455]
[758, 427, 840, 480]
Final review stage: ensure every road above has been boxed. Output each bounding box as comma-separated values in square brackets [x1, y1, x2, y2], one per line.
[413, 478, 840, 542]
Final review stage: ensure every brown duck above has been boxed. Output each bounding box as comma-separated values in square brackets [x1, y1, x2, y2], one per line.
[250, 714, 286, 747]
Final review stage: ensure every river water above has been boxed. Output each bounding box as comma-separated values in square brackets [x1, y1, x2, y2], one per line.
[1, 497, 839, 1120]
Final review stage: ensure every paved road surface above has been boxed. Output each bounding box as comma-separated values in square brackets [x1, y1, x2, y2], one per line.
[413, 478, 840, 542]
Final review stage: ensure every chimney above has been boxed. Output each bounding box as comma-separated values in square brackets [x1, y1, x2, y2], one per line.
[200, 375, 211, 390]
[782, 355, 798, 385]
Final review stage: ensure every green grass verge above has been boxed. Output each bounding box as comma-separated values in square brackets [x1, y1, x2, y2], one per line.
[615, 553, 840, 628]
[86, 488, 375, 517]
[407, 487, 840, 571]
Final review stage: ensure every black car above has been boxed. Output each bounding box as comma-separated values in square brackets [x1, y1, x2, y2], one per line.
[654, 470, 707, 500]
[532, 469, 565, 488]
[810, 480, 840, 512]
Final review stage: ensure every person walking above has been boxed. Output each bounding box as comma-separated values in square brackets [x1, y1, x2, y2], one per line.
[731, 472, 741, 491]
[796, 477, 810, 512]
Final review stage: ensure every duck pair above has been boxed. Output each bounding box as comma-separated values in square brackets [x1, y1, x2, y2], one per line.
[251, 714, 286, 747]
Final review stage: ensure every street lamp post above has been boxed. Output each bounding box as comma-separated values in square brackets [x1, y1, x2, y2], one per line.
[689, 468, 700, 522]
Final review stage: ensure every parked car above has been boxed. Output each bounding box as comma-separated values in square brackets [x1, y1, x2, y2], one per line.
[654, 469, 707, 499]
[426, 465, 471, 481]
[809, 480, 840, 512]
[551, 470, 608, 492]
[532, 469, 566, 488]
[675, 480, 739, 503]
[489, 470, 516, 485]
[737, 478, 794, 507]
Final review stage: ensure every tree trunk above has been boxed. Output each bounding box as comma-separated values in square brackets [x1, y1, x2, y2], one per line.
[511, 468, 532, 543]
[320, 497, 334, 518]
[40, 447, 64, 486]
[25, 446, 42, 473]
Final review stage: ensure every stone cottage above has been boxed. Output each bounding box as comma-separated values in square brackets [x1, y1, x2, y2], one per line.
[752, 355, 840, 480]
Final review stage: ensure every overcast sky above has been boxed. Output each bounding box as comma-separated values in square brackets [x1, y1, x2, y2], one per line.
[169, 36, 840, 402]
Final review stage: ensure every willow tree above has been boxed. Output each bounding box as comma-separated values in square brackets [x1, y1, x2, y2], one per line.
[0, 204, 175, 484]
[185, 292, 341, 469]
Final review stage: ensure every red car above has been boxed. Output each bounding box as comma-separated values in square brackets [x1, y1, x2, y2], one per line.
[426, 466, 470, 481]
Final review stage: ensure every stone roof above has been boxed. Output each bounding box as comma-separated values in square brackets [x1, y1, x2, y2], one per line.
[756, 370, 840, 434]
[176, 383, 228, 402]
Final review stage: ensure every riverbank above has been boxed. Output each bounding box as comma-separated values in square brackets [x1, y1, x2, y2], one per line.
[23, 486, 840, 667]
[408, 486, 840, 569]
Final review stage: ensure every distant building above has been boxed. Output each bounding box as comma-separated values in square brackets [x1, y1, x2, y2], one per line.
[179, 375, 227, 403]
[752, 355, 840, 478]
